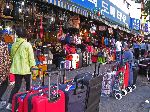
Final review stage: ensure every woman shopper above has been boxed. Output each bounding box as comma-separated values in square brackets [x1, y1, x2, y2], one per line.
[0, 31, 11, 109]
[6, 25, 36, 110]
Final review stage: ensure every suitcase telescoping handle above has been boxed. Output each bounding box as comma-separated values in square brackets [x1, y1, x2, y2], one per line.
[59, 68, 66, 84]
[30, 68, 43, 90]
[94, 63, 101, 77]
[45, 70, 60, 101]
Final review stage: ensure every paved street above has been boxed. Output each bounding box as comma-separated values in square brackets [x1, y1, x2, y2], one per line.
[1, 64, 150, 112]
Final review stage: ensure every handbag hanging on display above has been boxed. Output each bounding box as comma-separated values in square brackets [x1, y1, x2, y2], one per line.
[3, 0, 12, 17]
[91, 55, 98, 63]
[40, 16, 44, 39]
[4, 34, 14, 43]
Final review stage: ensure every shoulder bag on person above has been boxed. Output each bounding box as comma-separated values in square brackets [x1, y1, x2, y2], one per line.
[11, 41, 24, 64]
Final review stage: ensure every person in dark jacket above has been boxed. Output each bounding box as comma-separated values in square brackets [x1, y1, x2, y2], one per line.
[133, 41, 140, 59]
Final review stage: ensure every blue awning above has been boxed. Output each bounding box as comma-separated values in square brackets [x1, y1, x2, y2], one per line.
[47, 0, 90, 17]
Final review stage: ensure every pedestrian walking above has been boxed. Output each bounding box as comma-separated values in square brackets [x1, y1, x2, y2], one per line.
[115, 39, 122, 62]
[6, 25, 36, 110]
[140, 41, 146, 57]
[133, 41, 140, 59]
[0, 31, 11, 109]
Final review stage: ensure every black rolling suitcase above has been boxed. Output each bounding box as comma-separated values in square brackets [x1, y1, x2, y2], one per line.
[60, 82, 87, 112]
[85, 75, 103, 112]
[74, 63, 103, 112]
[132, 60, 139, 85]
[59, 69, 88, 112]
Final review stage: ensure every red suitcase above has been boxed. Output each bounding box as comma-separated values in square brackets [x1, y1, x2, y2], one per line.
[12, 86, 48, 112]
[124, 62, 129, 88]
[24, 71, 65, 112]
[45, 90, 65, 112]
[23, 87, 48, 112]
[12, 92, 27, 112]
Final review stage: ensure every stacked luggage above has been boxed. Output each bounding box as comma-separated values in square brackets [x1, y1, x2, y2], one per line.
[101, 61, 138, 100]
[59, 64, 103, 112]
[12, 65, 103, 112]
[12, 70, 65, 112]
[65, 54, 79, 70]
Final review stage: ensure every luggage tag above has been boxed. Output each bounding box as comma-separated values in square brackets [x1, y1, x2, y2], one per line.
[20, 94, 27, 101]
[65, 84, 75, 91]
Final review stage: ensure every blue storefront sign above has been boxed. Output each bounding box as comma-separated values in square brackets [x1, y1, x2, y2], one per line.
[130, 18, 141, 30]
[69, 0, 97, 10]
[97, 0, 130, 28]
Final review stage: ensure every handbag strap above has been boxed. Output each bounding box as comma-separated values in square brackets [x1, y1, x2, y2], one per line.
[12, 41, 24, 59]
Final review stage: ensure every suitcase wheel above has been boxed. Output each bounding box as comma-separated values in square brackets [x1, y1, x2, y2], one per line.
[131, 85, 136, 90]
[126, 87, 132, 93]
[115, 93, 122, 100]
[121, 89, 127, 96]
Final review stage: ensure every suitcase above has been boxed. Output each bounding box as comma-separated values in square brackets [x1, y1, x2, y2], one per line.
[12, 92, 28, 112]
[70, 54, 79, 62]
[112, 62, 130, 99]
[82, 52, 87, 67]
[85, 75, 103, 112]
[65, 60, 78, 70]
[86, 52, 92, 66]
[74, 64, 103, 112]
[124, 62, 129, 88]
[12, 85, 48, 112]
[78, 53, 83, 68]
[60, 82, 87, 112]
[128, 62, 133, 86]
[24, 71, 65, 112]
[65, 60, 72, 70]
[101, 71, 116, 97]
[112, 72, 124, 100]
[23, 87, 48, 112]
[115, 62, 129, 89]
[59, 72, 88, 112]
[132, 60, 139, 85]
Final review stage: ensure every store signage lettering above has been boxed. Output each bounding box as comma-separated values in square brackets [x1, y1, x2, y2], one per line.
[98, 0, 130, 27]
[130, 18, 141, 30]
[62, 0, 130, 27]
[87, 0, 97, 7]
